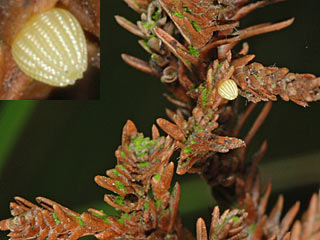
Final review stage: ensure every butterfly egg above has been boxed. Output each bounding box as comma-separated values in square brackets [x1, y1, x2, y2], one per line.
[11, 8, 87, 87]
[217, 79, 238, 100]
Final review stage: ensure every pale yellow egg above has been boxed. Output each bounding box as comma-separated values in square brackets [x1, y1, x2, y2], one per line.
[11, 8, 88, 87]
[217, 79, 238, 100]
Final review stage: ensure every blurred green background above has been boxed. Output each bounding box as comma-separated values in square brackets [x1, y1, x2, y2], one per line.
[1, 0, 320, 238]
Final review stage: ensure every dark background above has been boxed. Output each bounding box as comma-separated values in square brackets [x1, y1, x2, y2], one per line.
[1, 0, 320, 238]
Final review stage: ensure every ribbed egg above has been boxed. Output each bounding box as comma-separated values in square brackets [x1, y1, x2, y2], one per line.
[217, 79, 238, 100]
[11, 8, 87, 87]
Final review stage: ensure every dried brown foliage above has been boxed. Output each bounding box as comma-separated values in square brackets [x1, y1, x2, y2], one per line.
[196, 207, 248, 240]
[0, 0, 100, 99]
[1, 0, 320, 239]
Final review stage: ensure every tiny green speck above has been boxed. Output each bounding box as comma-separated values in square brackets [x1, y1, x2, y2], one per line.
[190, 20, 201, 31]
[155, 200, 162, 209]
[143, 21, 156, 29]
[160, 208, 169, 217]
[201, 85, 213, 108]
[130, 135, 157, 158]
[183, 7, 192, 13]
[122, 212, 130, 220]
[120, 151, 126, 157]
[253, 73, 263, 85]
[138, 161, 151, 167]
[194, 123, 204, 132]
[173, 11, 184, 19]
[152, 8, 161, 21]
[78, 218, 85, 227]
[151, 53, 158, 59]
[118, 164, 125, 170]
[115, 180, 125, 190]
[183, 147, 193, 154]
[92, 211, 107, 219]
[230, 216, 239, 223]
[112, 169, 120, 176]
[187, 135, 196, 144]
[115, 196, 124, 206]
[188, 45, 199, 56]
[154, 173, 161, 181]
[103, 217, 110, 224]
[165, 234, 172, 239]
[117, 218, 125, 225]
[52, 213, 61, 225]
[143, 202, 149, 210]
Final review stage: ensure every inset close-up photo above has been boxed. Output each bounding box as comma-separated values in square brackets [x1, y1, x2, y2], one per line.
[0, 0, 100, 100]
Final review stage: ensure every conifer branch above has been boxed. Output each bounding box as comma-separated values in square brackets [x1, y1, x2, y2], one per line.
[1, 0, 320, 239]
